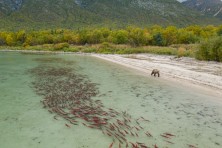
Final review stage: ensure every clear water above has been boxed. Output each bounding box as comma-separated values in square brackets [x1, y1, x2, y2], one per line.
[0, 52, 222, 148]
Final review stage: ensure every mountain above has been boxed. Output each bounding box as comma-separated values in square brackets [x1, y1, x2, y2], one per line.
[0, 0, 221, 30]
[182, 0, 222, 19]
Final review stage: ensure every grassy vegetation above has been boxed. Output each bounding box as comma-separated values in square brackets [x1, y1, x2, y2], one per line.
[0, 25, 221, 62]
[0, 43, 196, 58]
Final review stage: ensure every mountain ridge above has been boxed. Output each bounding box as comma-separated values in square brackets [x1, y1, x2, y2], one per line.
[182, 0, 222, 19]
[0, 0, 221, 30]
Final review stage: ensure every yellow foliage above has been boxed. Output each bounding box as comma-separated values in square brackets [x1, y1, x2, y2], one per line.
[16, 30, 26, 42]
[177, 47, 186, 57]
[6, 34, 14, 46]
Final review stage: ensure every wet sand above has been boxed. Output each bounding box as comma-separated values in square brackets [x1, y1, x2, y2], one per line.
[92, 54, 222, 98]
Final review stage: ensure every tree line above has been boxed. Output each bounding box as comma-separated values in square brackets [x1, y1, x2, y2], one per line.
[0, 25, 221, 47]
[0, 25, 221, 61]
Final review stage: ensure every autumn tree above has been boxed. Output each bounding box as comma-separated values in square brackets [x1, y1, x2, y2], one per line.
[128, 27, 148, 47]
[16, 30, 26, 45]
[111, 30, 128, 44]
[162, 26, 178, 45]
[177, 29, 198, 44]
[6, 34, 15, 46]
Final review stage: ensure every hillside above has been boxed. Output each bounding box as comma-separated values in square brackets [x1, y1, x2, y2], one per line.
[0, 0, 221, 30]
[182, 0, 222, 19]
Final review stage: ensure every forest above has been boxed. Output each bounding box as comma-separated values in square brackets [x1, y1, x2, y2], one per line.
[0, 25, 222, 61]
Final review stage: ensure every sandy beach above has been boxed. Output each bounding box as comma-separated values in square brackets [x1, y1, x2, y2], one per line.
[92, 54, 222, 98]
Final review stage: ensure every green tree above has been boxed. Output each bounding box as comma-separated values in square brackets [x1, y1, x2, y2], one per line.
[88, 30, 103, 44]
[162, 26, 178, 45]
[186, 25, 202, 36]
[153, 33, 165, 46]
[23, 35, 33, 46]
[0, 32, 7, 45]
[196, 37, 222, 62]
[111, 30, 128, 44]
[217, 25, 222, 36]
[177, 29, 198, 44]
[128, 27, 147, 47]
[78, 30, 89, 44]
[16, 30, 26, 44]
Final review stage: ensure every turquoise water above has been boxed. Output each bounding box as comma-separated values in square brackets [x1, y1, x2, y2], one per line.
[0, 52, 222, 148]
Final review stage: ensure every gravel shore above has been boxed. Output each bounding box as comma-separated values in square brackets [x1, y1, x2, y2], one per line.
[92, 54, 222, 98]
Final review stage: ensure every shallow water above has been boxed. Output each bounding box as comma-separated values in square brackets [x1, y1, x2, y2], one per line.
[0, 52, 222, 148]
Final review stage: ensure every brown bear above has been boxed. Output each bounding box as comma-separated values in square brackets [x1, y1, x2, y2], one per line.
[151, 69, 160, 77]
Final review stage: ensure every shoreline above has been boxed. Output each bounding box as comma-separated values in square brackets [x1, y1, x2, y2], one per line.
[1, 49, 222, 98]
[0, 49, 80, 54]
[92, 54, 222, 99]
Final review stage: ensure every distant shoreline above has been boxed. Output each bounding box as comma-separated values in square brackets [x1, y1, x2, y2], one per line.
[0, 49, 79, 54]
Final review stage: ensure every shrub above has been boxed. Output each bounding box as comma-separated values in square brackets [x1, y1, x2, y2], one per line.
[177, 47, 186, 57]
[53, 43, 69, 50]
[196, 37, 222, 62]
[63, 47, 79, 52]
[97, 42, 117, 53]
[100, 42, 111, 49]
[81, 47, 97, 53]
[42, 44, 53, 50]
[115, 46, 177, 55]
